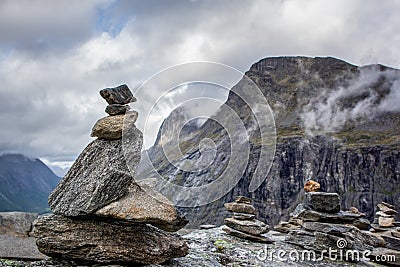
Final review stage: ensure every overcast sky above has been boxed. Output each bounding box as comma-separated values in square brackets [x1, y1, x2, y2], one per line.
[0, 0, 399, 168]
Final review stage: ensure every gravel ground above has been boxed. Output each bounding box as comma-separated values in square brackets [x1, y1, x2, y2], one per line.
[0, 236, 45, 260]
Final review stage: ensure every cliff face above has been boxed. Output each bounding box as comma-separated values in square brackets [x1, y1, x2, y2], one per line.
[137, 57, 400, 227]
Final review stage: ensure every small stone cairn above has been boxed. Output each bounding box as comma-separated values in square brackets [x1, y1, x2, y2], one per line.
[275, 180, 399, 265]
[222, 196, 272, 243]
[33, 85, 189, 265]
[370, 202, 400, 259]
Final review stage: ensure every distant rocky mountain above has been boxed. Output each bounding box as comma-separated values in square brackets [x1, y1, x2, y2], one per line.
[48, 165, 69, 178]
[0, 154, 61, 213]
[137, 56, 400, 227]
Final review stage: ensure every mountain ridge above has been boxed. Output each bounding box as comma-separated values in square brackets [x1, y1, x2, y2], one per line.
[0, 153, 61, 213]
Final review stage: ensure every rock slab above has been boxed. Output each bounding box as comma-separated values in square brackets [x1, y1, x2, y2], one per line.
[33, 214, 188, 265]
[224, 202, 256, 215]
[225, 218, 269, 236]
[304, 192, 340, 213]
[48, 133, 142, 216]
[222, 227, 272, 243]
[100, 84, 137, 105]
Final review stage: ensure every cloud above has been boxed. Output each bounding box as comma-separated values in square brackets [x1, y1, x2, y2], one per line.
[0, 0, 400, 167]
[301, 67, 400, 135]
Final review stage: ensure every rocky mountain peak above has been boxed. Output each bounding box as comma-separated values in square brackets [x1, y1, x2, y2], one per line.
[137, 56, 400, 228]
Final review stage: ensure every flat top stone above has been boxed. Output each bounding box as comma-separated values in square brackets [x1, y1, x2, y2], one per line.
[100, 84, 137, 105]
[304, 192, 340, 213]
[91, 111, 138, 140]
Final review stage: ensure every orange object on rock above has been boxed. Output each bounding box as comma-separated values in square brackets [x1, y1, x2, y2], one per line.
[304, 180, 320, 192]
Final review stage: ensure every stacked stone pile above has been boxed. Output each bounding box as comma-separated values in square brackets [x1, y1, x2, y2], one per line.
[33, 85, 189, 265]
[276, 185, 400, 265]
[222, 196, 272, 243]
[284, 192, 387, 256]
[369, 202, 400, 255]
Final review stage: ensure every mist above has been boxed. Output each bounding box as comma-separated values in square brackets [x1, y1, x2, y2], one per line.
[301, 67, 400, 135]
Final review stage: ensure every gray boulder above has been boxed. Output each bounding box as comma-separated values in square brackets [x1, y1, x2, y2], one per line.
[33, 214, 188, 265]
[48, 130, 142, 216]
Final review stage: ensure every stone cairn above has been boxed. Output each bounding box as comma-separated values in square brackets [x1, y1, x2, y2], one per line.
[33, 85, 189, 265]
[275, 180, 399, 265]
[222, 196, 272, 243]
[370, 202, 400, 256]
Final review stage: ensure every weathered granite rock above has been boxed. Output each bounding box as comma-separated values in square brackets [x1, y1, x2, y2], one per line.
[378, 203, 398, 215]
[48, 131, 142, 216]
[224, 218, 269, 236]
[304, 180, 320, 192]
[235, 196, 252, 204]
[232, 212, 256, 220]
[222, 226, 272, 243]
[0, 212, 38, 237]
[105, 104, 130, 115]
[224, 202, 256, 215]
[379, 216, 395, 227]
[91, 111, 138, 140]
[33, 214, 188, 265]
[100, 84, 136, 105]
[304, 192, 340, 213]
[352, 218, 370, 230]
[381, 235, 400, 251]
[302, 221, 355, 234]
[95, 183, 188, 232]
